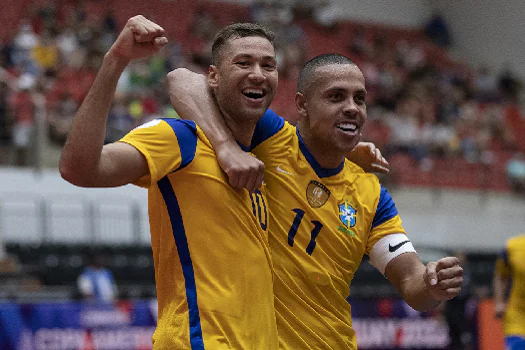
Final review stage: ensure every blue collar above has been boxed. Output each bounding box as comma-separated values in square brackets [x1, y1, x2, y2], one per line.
[296, 128, 344, 178]
[236, 141, 251, 152]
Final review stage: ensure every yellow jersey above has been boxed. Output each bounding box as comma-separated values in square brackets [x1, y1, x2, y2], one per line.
[252, 110, 407, 349]
[120, 118, 277, 350]
[496, 235, 525, 336]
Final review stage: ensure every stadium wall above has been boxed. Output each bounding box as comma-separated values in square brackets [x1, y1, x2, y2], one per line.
[1, 168, 523, 251]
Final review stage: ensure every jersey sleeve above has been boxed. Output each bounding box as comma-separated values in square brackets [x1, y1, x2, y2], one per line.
[250, 109, 285, 149]
[119, 118, 198, 188]
[251, 109, 296, 163]
[495, 245, 511, 278]
[365, 185, 407, 255]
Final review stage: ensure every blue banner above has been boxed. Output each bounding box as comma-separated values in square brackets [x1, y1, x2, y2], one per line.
[351, 299, 450, 349]
[0, 299, 453, 350]
[0, 300, 158, 350]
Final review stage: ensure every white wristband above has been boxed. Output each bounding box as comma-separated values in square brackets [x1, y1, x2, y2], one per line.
[369, 233, 416, 275]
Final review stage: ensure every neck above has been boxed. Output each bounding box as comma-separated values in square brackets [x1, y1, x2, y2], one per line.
[219, 105, 258, 147]
[297, 122, 344, 169]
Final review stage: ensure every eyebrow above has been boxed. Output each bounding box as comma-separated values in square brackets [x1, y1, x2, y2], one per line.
[325, 87, 367, 95]
[232, 54, 276, 61]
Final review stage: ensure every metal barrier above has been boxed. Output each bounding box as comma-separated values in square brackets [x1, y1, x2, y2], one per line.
[0, 193, 150, 245]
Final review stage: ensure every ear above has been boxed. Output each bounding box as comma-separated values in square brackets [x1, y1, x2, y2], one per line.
[295, 92, 308, 118]
[208, 65, 219, 88]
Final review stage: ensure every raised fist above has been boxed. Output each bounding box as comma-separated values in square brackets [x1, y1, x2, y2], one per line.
[108, 15, 168, 61]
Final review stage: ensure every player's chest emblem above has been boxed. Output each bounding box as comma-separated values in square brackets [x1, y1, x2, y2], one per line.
[338, 199, 357, 237]
[306, 180, 330, 208]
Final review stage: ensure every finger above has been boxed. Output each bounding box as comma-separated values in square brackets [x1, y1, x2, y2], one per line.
[244, 169, 258, 194]
[132, 18, 164, 42]
[444, 287, 462, 298]
[437, 266, 463, 280]
[374, 148, 382, 161]
[254, 169, 264, 191]
[370, 163, 390, 174]
[436, 276, 463, 290]
[227, 169, 242, 189]
[154, 37, 168, 50]
[426, 262, 438, 286]
[137, 16, 165, 35]
[234, 172, 249, 191]
[436, 257, 461, 272]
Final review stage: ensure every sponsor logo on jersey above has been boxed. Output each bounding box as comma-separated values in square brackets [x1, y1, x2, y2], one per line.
[306, 180, 330, 208]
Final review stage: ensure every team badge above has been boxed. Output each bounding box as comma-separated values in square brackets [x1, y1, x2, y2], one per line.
[306, 180, 330, 208]
[338, 201, 357, 228]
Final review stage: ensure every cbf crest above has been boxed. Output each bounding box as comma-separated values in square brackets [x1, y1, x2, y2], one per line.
[338, 201, 357, 228]
[306, 180, 330, 208]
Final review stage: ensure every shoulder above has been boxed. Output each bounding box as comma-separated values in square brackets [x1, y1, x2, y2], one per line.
[344, 161, 381, 190]
[507, 234, 525, 252]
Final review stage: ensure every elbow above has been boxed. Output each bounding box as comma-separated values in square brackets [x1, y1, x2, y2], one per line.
[59, 158, 92, 187]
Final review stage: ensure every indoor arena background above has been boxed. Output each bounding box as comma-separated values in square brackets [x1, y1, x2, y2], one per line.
[0, 0, 524, 349]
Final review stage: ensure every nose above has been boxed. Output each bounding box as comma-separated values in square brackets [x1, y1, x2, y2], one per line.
[248, 64, 266, 83]
[343, 98, 359, 116]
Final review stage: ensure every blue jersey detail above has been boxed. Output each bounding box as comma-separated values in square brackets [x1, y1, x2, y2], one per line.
[237, 141, 251, 152]
[297, 128, 344, 178]
[158, 177, 205, 350]
[161, 119, 198, 170]
[251, 109, 285, 149]
[371, 186, 399, 229]
[505, 336, 525, 349]
[502, 248, 510, 267]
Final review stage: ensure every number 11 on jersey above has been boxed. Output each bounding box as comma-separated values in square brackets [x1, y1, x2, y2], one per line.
[287, 208, 324, 255]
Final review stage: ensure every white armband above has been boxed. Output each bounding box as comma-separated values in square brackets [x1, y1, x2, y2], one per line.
[369, 233, 416, 275]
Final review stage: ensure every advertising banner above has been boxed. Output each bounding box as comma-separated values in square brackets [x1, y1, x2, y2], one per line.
[0, 299, 453, 350]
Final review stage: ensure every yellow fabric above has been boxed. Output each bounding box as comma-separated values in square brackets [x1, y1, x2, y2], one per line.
[253, 122, 406, 349]
[498, 235, 525, 336]
[120, 119, 278, 349]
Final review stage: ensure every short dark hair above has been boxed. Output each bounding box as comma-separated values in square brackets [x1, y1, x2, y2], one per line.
[211, 23, 275, 66]
[297, 54, 356, 94]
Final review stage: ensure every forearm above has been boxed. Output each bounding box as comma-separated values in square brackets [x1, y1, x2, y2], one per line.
[493, 274, 508, 305]
[397, 265, 442, 311]
[167, 69, 237, 150]
[60, 53, 129, 184]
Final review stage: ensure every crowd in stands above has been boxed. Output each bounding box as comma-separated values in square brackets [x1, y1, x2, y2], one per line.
[0, 0, 524, 192]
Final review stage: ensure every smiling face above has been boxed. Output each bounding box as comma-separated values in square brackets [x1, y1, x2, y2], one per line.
[296, 63, 367, 166]
[208, 36, 278, 124]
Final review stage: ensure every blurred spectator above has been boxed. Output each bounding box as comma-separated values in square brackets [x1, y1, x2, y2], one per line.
[12, 21, 38, 68]
[424, 13, 452, 48]
[499, 68, 522, 103]
[8, 74, 37, 166]
[444, 251, 474, 350]
[77, 255, 118, 303]
[312, 0, 339, 32]
[472, 67, 498, 103]
[48, 92, 77, 145]
[506, 152, 525, 194]
[31, 30, 59, 74]
[0, 79, 11, 165]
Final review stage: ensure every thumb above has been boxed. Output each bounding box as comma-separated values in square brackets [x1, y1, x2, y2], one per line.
[425, 262, 438, 286]
[154, 36, 168, 50]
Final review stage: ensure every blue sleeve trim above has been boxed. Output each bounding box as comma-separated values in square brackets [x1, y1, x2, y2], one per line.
[157, 177, 205, 349]
[371, 186, 399, 229]
[501, 249, 509, 266]
[250, 109, 285, 149]
[161, 119, 198, 171]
